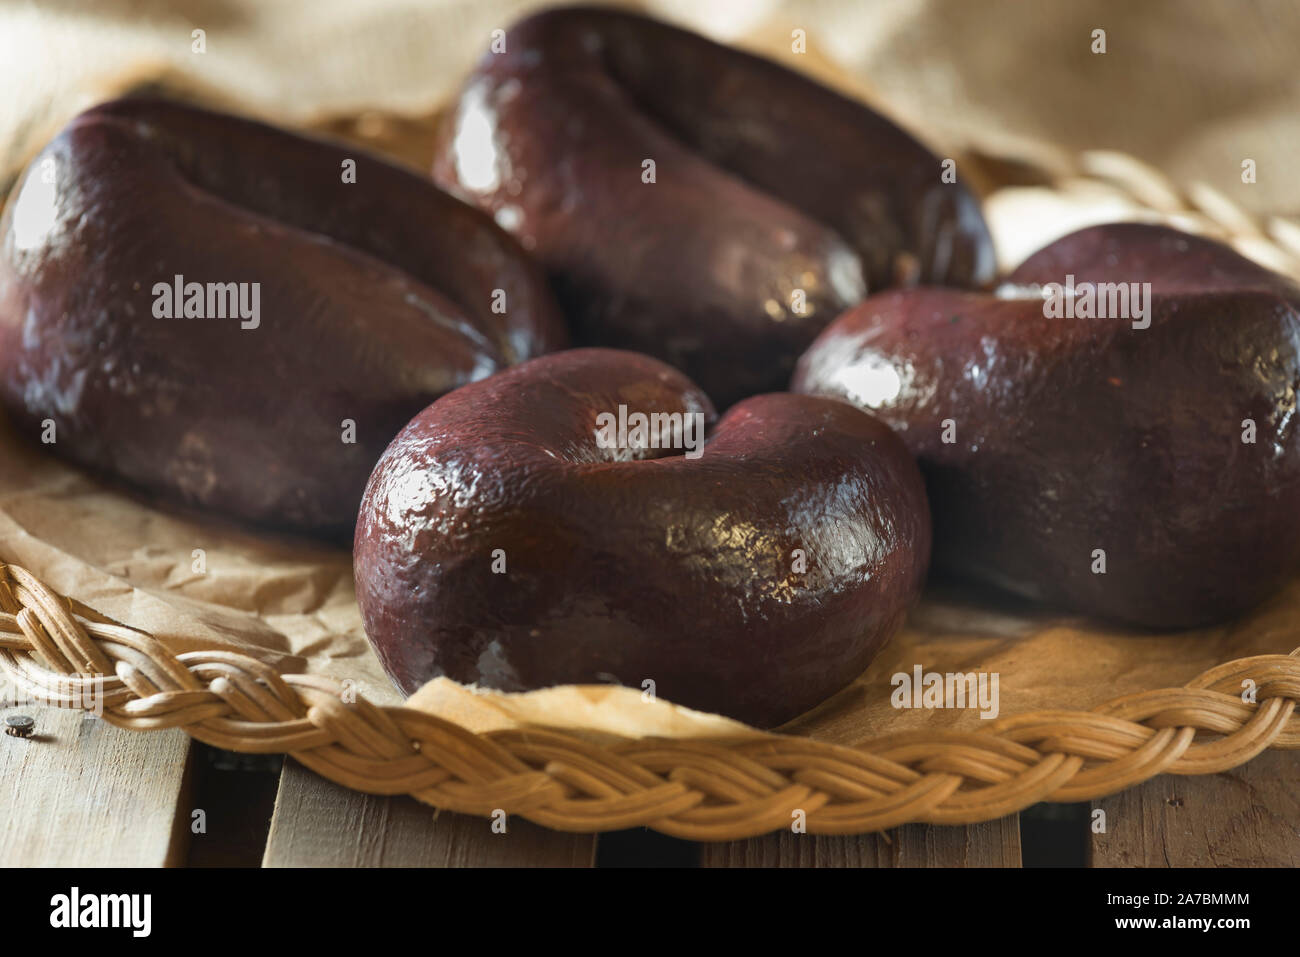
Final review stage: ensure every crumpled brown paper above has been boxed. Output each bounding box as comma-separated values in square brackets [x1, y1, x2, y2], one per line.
[1, 0, 1298, 747]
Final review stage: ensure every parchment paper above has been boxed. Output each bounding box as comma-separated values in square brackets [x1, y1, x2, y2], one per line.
[1, 0, 1297, 746]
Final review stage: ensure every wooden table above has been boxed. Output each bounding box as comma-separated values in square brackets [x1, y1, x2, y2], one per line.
[3, 705, 1296, 867]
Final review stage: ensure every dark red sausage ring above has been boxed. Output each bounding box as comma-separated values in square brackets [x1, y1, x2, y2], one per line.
[354, 348, 931, 727]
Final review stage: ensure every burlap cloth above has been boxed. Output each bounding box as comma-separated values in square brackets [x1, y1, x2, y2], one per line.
[1, 0, 1297, 743]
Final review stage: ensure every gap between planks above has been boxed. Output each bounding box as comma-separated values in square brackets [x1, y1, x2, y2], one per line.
[698, 817, 1022, 867]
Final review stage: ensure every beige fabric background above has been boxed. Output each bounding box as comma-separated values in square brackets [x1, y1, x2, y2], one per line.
[0, 1, 1297, 744]
[3, 0, 1298, 214]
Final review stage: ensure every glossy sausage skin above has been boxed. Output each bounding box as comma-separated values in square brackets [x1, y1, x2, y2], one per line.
[794, 223, 1300, 628]
[432, 5, 995, 408]
[0, 98, 566, 538]
[355, 348, 931, 727]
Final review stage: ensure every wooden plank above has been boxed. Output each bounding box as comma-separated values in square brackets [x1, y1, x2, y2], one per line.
[699, 817, 1022, 867]
[0, 704, 193, 866]
[262, 757, 598, 867]
[1089, 750, 1300, 867]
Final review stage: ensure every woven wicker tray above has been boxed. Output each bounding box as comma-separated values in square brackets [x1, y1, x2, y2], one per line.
[1, 112, 1298, 841]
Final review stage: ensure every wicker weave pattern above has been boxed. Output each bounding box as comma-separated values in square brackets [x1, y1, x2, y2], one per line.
[1001, 147, 1300, 276]
[1, 562, 1296, 840]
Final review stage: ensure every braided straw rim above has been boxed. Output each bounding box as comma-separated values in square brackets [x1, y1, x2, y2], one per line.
[3, 147, 1300, 841]
[1, 560, 1297, 840]
[977, 145, 1300, 276]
